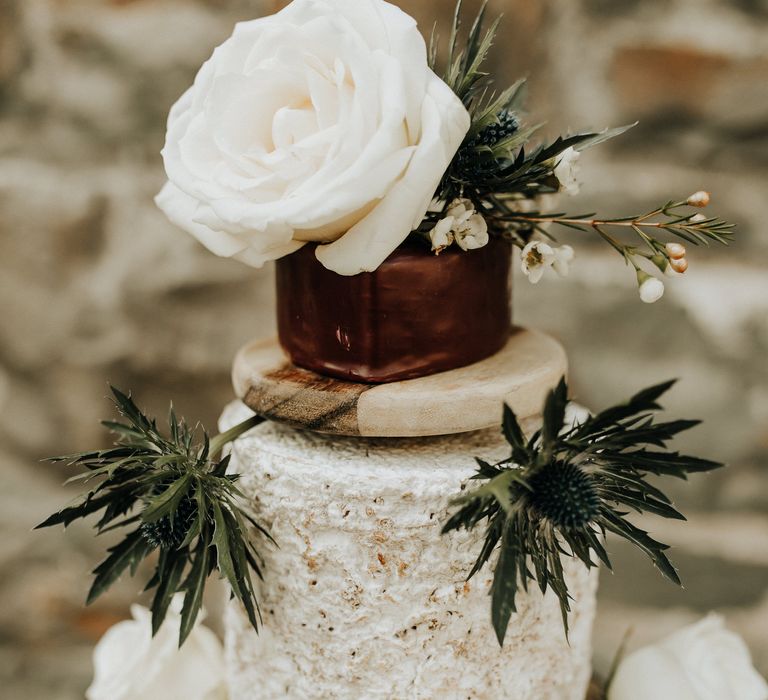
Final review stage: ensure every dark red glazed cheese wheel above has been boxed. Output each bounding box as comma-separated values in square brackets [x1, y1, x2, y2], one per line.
[276, 236, 512, 384]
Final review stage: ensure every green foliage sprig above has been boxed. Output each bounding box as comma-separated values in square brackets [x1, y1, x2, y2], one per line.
[429, 0, 500, 111]
[494, 197, 735, 273]
[428, 1, 632, 209]
[424, 1, 735, 291]
[442, 379, 722, 646]
[37, 388, 267, 646]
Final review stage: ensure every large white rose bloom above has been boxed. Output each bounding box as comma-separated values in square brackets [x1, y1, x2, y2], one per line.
[86, 596, 227, 700]
[156, 0, 471, 275]
[608, 614, 768, 700]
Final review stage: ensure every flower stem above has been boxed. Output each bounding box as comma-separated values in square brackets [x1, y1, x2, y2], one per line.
[210, 414, 265, 456]
[507, 215, 678, 230]
[592, 224, 626, 258]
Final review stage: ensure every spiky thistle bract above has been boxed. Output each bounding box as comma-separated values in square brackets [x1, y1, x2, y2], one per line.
[443, 378, 722, 646]
[37, 387, 267, 646]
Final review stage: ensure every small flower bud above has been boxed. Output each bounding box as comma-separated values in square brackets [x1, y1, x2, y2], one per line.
[690, 213, 707, 224]
[650, 254, 669, 272]
[665, 242, 686, 260]
[637, 270, 665, 304]
[670, 257, 689, 274]
[687, 191, 711, 208]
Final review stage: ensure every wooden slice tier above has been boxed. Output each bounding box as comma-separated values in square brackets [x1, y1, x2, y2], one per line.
[232, 327, 567, 438]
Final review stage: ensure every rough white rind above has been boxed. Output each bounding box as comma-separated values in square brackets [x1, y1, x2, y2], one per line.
[221, 402, 597, 700]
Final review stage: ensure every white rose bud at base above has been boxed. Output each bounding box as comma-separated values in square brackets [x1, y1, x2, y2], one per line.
[156, 0, 471, 276]
[608, 614, 768, 700]
[86, 596, 227, 700]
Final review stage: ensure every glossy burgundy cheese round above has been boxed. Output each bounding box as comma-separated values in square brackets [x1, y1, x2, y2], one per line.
[275, 237, 512, 384]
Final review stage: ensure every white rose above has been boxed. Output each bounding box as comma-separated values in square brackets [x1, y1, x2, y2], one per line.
[156, 0, 470, 276]
[554, 146, 581, 196]
[86, 596, 227, 700]
[609, 614, 768, 700]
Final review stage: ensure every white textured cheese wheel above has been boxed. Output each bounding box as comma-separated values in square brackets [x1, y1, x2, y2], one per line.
[220, 402, 597, 700]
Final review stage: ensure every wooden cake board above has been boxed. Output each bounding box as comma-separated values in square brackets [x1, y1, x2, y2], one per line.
[232, 327, 567, 438]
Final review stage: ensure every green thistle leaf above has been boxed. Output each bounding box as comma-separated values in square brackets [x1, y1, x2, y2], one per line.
[491, 523, 519, 645]
[212, 500, 238, 592]
[541, 378, 568, 455]
[180, 537, 211, 646]
[87, 530, 151, 605]
[151, 548, 188, 636]
[141, 473, 193, 524]
[501, 404, 528, 464]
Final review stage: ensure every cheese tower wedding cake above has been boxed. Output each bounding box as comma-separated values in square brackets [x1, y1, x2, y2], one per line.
[156, 1, 727, 697]
[221, 329, 598, 700]
[38, 1, 737, 699]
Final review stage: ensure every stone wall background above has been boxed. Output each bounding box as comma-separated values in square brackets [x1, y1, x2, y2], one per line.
[0, 0, 766, 697]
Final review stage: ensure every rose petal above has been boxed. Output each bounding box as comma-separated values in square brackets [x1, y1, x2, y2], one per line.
[156, 182, 303, 266]
[315, 73, 469, 274]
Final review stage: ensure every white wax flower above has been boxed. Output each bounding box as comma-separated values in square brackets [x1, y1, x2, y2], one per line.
[86, 596, 227, 700]
[609, 614, 768, 700]
[552, 244, 575, 277]
[554, 147, 581, 196]
[521, 241, 573, 283]
[428, 198, 489, 252]
[447, 199, 489, 251]
[521, 241, 555, 284]
[455, 217, 490, 250]
[156, 0, 470, 276]
[429, 216, 454, 253]
[639, 275, 665, 303]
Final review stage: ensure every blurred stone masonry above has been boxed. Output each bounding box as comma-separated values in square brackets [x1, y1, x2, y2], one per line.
[0, 0, 765, 697]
